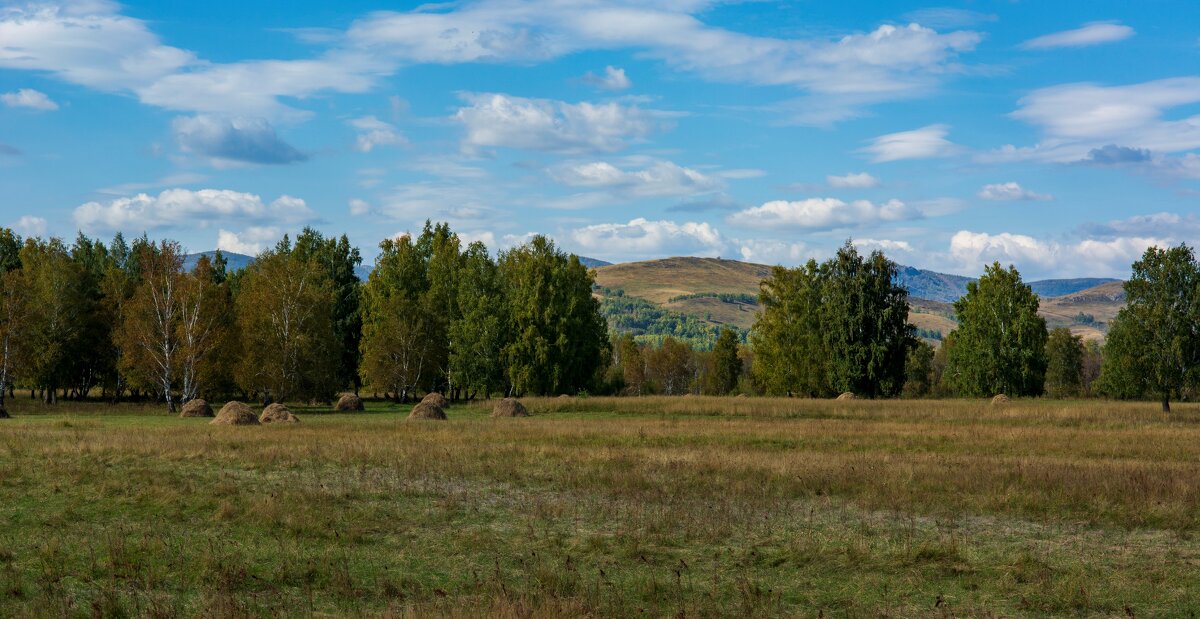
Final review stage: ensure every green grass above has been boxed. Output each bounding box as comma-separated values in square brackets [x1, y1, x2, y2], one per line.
[2, 396, 1200, 617]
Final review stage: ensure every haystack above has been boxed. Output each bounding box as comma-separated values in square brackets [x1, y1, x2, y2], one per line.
[179, 398, 214, 418]
[408, 402, 447, 420]
[334, 393, 364, 412]
[736, 393, 749, 399]
[991, 394, 1011, 405]
[491, 398, 529, 418]
[260, 403, 300, 424]
[421, 392, 450, 408]
[557, 394, 572, 399]
[211, 401, 259, 426]
[836, 392, 858, 401]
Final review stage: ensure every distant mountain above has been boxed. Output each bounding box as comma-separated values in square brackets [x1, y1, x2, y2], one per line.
[894, 267, 1118, 303]
[893, 266, 974, 303]
[182, 251, 254, 273]
[578, 256, 612, 268]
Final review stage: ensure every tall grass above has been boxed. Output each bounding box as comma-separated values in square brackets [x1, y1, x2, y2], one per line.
[1, 397, 1199, 616]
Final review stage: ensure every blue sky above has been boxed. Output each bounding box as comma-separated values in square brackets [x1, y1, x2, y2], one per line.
[1, 0, 1199, 279]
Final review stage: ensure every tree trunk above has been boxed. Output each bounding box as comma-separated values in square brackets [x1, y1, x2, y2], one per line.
[1162, 396, 1171, 413]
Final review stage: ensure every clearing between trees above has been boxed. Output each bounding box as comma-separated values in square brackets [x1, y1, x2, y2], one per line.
[1, 397, 1199, 617]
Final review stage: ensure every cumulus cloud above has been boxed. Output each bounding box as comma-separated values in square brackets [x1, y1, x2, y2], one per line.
[549, 159, 721, 198]
[172, 115, 307, 166]
[216, 227, 282, 255]
[13, 215, 47, 237]
[827, 172, 881, 188]
[1, 88, 58, 110]
[350, 115, 404, 152]
[946, 230, 1162, 278]
[582, 66, 632, 91]
[1019, 22, 1134, 50]
[857, 238, 915, 253]
[570, 218, 725, 261]
[862, 124, 957, 162]
[1081, 144, 1152, 165]
[728, 197, 917, 230]
[977, 182, 1053, 201]
[73, 189, 316, 233]
[348, 198, 372, 216]
[736, 239, 814, 265]
[454, 93, 658, 154]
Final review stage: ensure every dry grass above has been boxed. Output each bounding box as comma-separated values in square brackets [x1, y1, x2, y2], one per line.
[1, 396, 1199, 616]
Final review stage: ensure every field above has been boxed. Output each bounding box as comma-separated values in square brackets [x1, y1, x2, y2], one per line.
[2, 397, 1199, 617]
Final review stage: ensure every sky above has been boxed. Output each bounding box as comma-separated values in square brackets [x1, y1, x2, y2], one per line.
[1, 0, 1199, 279]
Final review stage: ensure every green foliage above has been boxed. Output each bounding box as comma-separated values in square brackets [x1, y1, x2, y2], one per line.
[667, 291, 758, 304]
[235, 244, 340, 403]
[449, 242, 507, 398]
[706, 327, 742, 395]
[20, 238, 90, 402]
[751, 242, 913, 398]
[500, 236, 609, 396]
[360, 232, 436, 400]
[292, 228, 363, 391]
[944, 263, 1048, 397]
[903, 340, 935, 398]
[643, 336, 694, 395]
[1073, 312, 1096, 326]
[1097, 245, 1200, 410]
[1044, 327, 1084, 398]
[598, 291, 737, 350]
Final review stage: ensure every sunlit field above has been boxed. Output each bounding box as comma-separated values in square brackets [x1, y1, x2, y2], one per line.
[2, 396, 1200, 617]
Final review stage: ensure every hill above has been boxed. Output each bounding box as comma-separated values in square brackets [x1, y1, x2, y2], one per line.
[182, 251, 254, 273]
[594, 257, 1128, 343]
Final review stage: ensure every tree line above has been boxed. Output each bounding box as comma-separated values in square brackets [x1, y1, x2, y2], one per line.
[1, 222, 1197, 414]
[746, 241, 1200, 411]
[0, 223, 609, 414]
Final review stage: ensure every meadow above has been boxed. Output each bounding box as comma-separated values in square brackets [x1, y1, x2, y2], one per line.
[1, 396, 1199, 617]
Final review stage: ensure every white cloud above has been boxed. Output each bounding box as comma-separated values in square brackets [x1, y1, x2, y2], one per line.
[946, 230, 1161, 278]
[378, 182, 504, 225]
[350, 115, 405, 152]
[1, 88, 58, 110]
[857, 238, 914, 253]
[728, 197, 917, 230]
[348, 198, 372, 216]
[827, 172, 881, 188]
[1020, 22, 1134, 50]
[549, 159, 720, 198]
[74, 189, 316, 233]
[862, 124, 957, 162]
[570, 218, 725, 261]
[173, 115, 306, 166]
[989, 78, 1200, 169]
[216, 227, 282, 256]
[13, 215, 47, 237]
[977, 182, 1053, 201]
[583, 65, 632, 91]
[454, 93, 659, 154]
[736, 239, 814, 265]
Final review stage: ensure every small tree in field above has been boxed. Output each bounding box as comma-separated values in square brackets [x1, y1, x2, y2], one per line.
[945, 263, 1048, 397]
[707, 327, 742, 395]
[1099, 245, 1200, 412]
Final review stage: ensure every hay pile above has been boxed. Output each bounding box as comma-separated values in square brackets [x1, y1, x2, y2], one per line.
[836, 392, 858, 401]
[491, 398, 529, 418]
[334, 393, 364, 412]
[421, 392, 450, 408]
[736, 393, 749, 399]
[179, 399, 213, 418]
[211, 401, 259, 426]
[991, 394, 1011, 405]
[557, 394, 572, 399]
[260, 403, 300, 424]
[408, 402, 447, 420]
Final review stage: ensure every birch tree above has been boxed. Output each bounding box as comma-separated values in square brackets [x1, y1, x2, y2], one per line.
[120, 241, 184, 412]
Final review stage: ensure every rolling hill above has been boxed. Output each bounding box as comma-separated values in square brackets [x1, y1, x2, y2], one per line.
[594, 257, 1127, 342]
